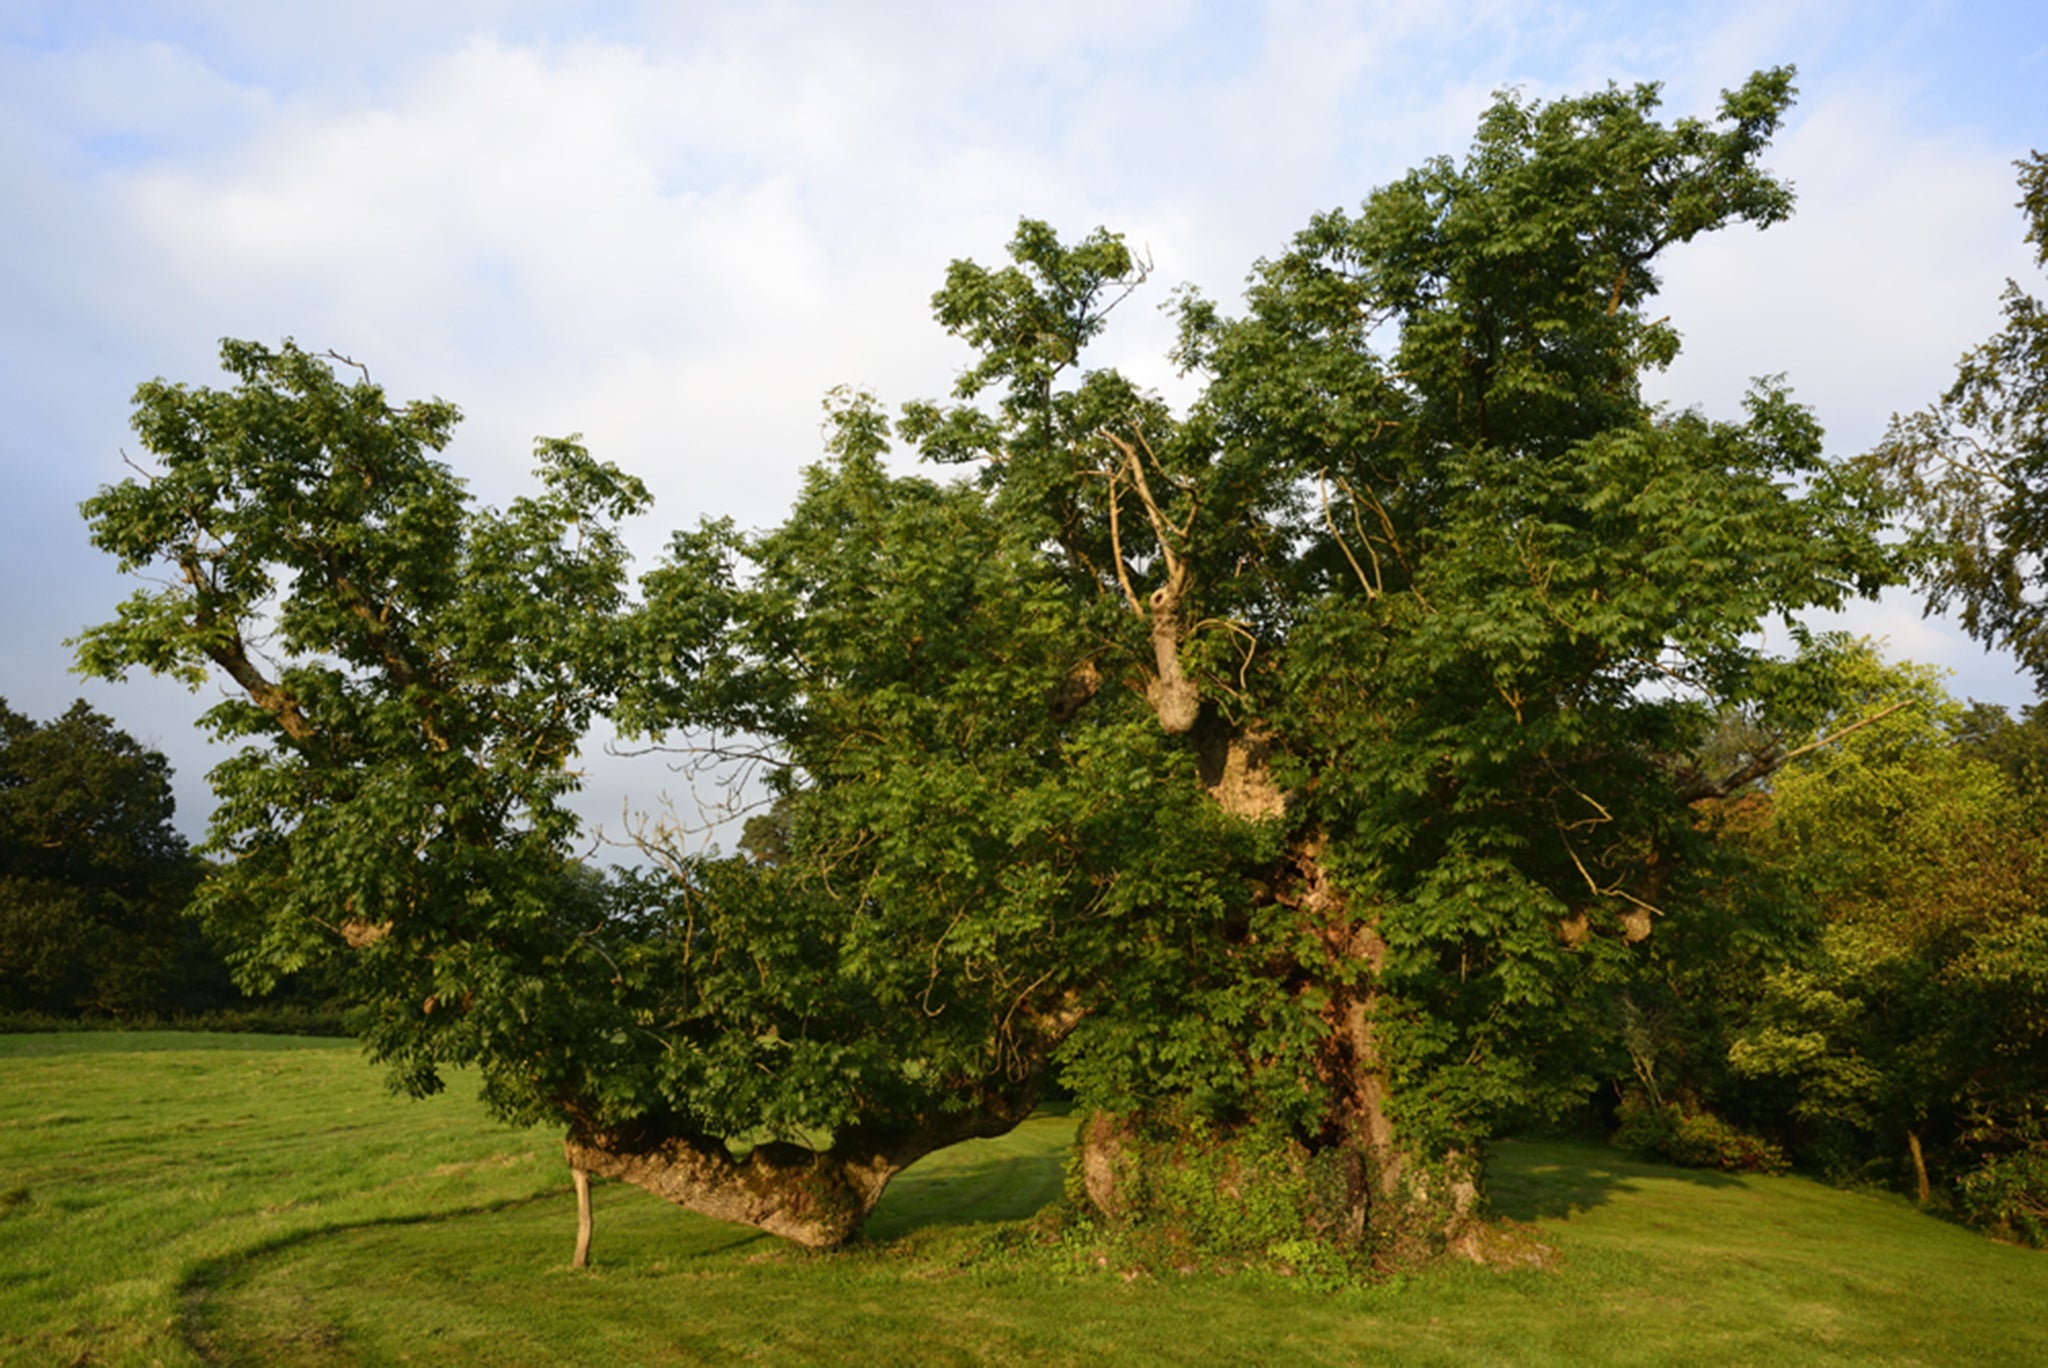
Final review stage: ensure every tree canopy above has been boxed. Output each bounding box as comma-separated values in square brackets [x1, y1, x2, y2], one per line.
[77, 68, 1904, 1261]
[1719, 653, 2048, 1237]
[0, 698, 202, 1016]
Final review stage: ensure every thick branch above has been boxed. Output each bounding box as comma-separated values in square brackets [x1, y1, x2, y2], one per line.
[1144, 561, 1200, 733]
[205, 633, 316, 743]
[318, 555, 453, 752]
[1103, 469, 1145, 617]
[1106, 429, 1196, 576]
[181, 554, 316, 743]
[565, 1087, 1044, 1248]
[1677, 700, 1913, 803]
[1100, 431, 1202, 733]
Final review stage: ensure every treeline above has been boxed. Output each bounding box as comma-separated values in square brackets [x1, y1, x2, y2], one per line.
[1594, 651, 2048, 1246]
[0, 697, 342, 1034]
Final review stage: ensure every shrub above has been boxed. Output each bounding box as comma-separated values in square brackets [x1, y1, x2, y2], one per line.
[1614, 1093, 1789, 1174]
[1059, 1110, 1384, 1281]
[1956, 1149, 2048, 1247]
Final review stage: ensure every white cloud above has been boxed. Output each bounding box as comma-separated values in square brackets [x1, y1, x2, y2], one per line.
[1646, 76, 2030, 454]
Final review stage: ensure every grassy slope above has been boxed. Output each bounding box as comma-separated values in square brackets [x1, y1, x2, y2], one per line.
[5, 1035, 2045, 1366]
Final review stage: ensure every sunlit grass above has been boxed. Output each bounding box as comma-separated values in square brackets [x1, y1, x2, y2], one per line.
[6, 1033, 2045, 1366]
[0, 1033, 560, 1366]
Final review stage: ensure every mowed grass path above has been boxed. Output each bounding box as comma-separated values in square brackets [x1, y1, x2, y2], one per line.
[4, 1035, 2045, 1365]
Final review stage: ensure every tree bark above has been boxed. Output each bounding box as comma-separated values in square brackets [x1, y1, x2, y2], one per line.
[1085, 700, 1482, 1252]
[1299, 837, 1479, 1243]
[572, 1166, 593, 1268]
[564, 1089, 1042, 1248]
[1908, 1129, 1932, 1206]
[1144, 570, 1201, 735]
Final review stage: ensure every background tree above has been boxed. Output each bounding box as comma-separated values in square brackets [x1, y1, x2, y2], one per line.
[1841, 150, 2048, 1243]
[1727, 650, 2048, 1239]
[0, 698, 206, 1016]
[1869, 151, 2048, 682]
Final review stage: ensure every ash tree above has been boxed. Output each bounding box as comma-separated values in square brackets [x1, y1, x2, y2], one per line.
[73, 342, 657, 1121]
[78, 69, 1894, 1263]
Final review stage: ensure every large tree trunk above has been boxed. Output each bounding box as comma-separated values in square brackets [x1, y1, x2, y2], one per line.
[1072, 835, 1480, 1258]
[564, 1089, 1043, 1249]
[1080, 701, 1481, 1259]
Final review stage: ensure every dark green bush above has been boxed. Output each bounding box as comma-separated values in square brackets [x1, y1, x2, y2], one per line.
[1956, 1148, 2048, 1247]
[1614, 1093, 1789, 1174]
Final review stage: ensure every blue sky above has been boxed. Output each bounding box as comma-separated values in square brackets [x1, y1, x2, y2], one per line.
[3, 0, 2044, 846]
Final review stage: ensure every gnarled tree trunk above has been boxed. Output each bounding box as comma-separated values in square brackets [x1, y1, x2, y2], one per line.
[1072, 816, 1482, 1257]
[1079, 625, 1483, 1258]
[565, 1088, 1045, 1249]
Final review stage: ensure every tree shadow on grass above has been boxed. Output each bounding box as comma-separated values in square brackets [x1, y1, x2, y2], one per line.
[1486, 1138, 1747, 1223]
[182, 1187, 790, 1368]
[176, 1196, 562, 1363]
[179, 1139, 1064, 1360]
[861, 1145, 1067, 1243]
[869, 1124, 1754, 1242]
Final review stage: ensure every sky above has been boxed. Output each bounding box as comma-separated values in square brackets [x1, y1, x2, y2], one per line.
[3, 0, 2045, 851]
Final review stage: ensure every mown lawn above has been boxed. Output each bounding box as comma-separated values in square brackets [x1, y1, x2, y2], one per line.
[4, 1033, 2045, 1365]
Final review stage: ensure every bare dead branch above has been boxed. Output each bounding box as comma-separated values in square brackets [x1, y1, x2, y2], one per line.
[321, 349, 372, 382]
[1773, 699, 1915, 768]
[1103, 467, 1145, 616]
[1321, 472, 1381, 598]
[1563, 834, 1666, 927]
[1102, 431, 1181, 581]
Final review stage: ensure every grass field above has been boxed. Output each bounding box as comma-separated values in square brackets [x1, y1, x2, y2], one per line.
[4, 1033, 2045, 1365]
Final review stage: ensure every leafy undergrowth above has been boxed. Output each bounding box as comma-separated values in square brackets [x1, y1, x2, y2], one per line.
[7, 1035, 2047, 1366]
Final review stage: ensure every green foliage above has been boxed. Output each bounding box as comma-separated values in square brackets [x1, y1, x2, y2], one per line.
[0, 697, 210, 1016]
[75, 340, 654, 1114]
[1058, 1109, 1373, 1279]
[1146, 71, 1885, 1160]
[1956, 1143, 2048, 1247]
[1612, 1092, 1790, 1174]
[870, 71, 1889, 1175]
[1725, 651, 2048, 1229]
[606, 397, 1241, 1149]
[1957, 696, 2048, 797]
